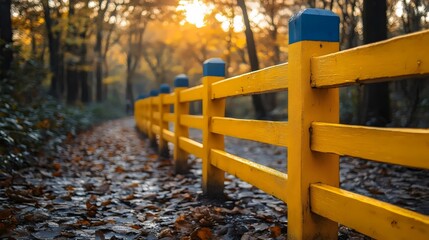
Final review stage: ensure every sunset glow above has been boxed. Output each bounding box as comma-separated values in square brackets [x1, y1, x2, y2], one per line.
[177, 0, 212, 28]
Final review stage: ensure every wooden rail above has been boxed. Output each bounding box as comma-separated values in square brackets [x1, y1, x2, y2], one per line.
[134, 8, 429, 239]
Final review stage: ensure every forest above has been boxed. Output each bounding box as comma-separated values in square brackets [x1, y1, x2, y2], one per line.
[1, 0, 428, 169]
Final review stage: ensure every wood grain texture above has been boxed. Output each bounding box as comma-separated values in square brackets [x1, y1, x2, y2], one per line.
[211, 117, 288, 146]
[211, 63, 288, 99]
[311, 183, 429, 240]
[311, 122, 429, 169]
[311, 30, 429, 87]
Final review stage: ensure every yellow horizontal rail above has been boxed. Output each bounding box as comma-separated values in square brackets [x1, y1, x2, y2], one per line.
[152, 97, 160, 105]
[211, 149, 288, 202]
[162, 129, 174, 143]
[310, 183, 429, 240]
[211, 117, 288, 147]
[180, 115, 203, 129]
[163, 94, 175, 104]
[152, 124, 160, 135]
[311, 30, 429, 87]
[311, 122, 429, 169]
[163, 113, 174, 123]
[179, 137, 203, 158]
[152, 112, 160, 121]
[180, 85, 203, 102]
[211, 63, 288, 99]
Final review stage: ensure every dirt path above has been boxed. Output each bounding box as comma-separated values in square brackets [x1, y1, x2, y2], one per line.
[1, 117, 427, 239]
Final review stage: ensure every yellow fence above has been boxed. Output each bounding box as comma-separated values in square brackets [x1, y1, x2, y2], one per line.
[134, 8, 429, 239]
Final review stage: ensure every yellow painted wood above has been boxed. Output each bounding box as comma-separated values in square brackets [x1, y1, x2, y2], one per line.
[310, 183, 429, 240]
[211, 149, 288, 202]
[202, 75, 225, 197]
[211, 117, 288, 147]
[311, 122, 429, 169]
[180, 85, 203, 102]
[288, 40, 340, 239]
[312, 30, 429, 87]
[180, 115, 203, 130]
[151, 96, 160, 105]
[174, 87, 190, 173]
[152, 124, 160, 135]
[162, 129, 175, 143]
[163, 94, 175, 104]
[152, 112, 160, 121]
[148, 98, 156, 145]
[211, 63, 288, 99]
[158, 93, 170, 156]
[179, 137, 203, 159]
[163, 113, 174, 123]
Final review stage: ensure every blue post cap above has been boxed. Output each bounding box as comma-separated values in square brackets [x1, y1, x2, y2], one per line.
[159, 84, 171, 94]
[203, 58, 225, 77]
[150, 89, 159, 96]
[174, 74, 189, 87]
[289, 8, 339, 44]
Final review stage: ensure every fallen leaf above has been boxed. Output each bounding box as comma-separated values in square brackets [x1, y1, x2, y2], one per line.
[269, 225, 282, 238]
[191, 227, 212, 240]
[175, 214, 186, 224]
[130, 224, 142, 230]
[115, 166, 125, 173]
[123, 194, 135, 201]
[101, 199, 112, 207]
[76, 219, 91, 226]
[53, 162, 61, 171]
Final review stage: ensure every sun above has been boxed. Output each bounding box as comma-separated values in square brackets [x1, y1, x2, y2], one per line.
[177, 0, 212, 28]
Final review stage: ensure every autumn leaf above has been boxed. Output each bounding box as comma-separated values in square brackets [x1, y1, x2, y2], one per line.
[101, 199, 112, 207]
[269, 225, 282, 238]
[191, 227, 212, 240]
[114, 166, 125, 173]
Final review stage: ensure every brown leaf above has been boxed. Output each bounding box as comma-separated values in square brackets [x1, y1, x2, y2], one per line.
[158, 228, 173, 238]
[52, 171, 62, 177]
[53, 162, 61, 171]
[269, 225, 281, 238]
[65, 185, 75, 192]
[31, 185, 44, 197]
[101, 199, 112, 207]
[76, 219, 91, 226]
[191, 227, 212, 240]
[175, 214, 187, 224]
[114, 166, 125, 173]
[0, 209, 14, 220]
[130, 224, 142, 230]
[123, 194, 135, 201]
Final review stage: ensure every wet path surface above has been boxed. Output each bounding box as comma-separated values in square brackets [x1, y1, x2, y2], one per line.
[1, 117, 428, 239]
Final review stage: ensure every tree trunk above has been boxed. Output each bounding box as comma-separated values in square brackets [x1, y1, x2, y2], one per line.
[95, 39, 103, 102]
[237, 0, 267, 120]
[0, 0, 13, 79]
[42, 0, 62, 98]
[361, 0, 390, 126]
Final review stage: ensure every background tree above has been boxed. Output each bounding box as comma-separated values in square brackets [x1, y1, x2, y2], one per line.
[0, 0, 13, 79]
[361, 0, 390, 126]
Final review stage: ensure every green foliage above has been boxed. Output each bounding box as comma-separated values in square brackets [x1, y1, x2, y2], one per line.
[0, 52, 125, 171]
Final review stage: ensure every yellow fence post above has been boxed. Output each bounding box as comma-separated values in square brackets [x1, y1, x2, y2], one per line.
[287, 9, 340, 239]
[202, 58, 226, 197]
[134, 99, 140, 131]
[159, 84, 171, 157]
[149, 89, 159, 149]
[173, 74, 190, 174]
